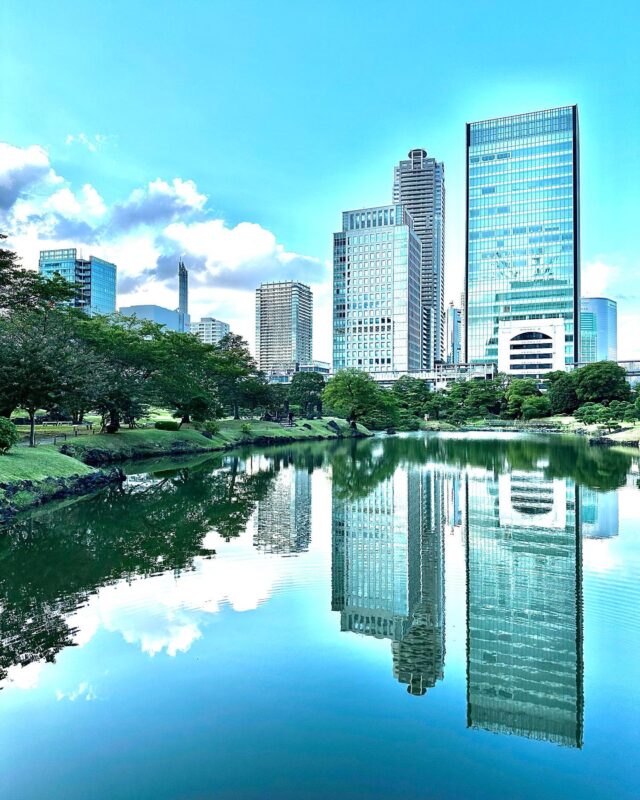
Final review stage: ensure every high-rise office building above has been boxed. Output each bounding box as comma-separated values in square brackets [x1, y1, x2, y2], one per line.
[178, 260, 189, 333]
[466, 470, 583, 747]
[333, 204, 422, 374]
[39, 248, 116, 315]
[465, 106, 580, 380]
[580, 297, 617, 362]
[190, 317, 230, 345]
[119, 304, 182, 331]
[332, 463, 445, 696]
[255, 280, 312, 372]
[254, 466, 311, 555]
[445, 302, 462, 365]
[393, 149, 445, 369]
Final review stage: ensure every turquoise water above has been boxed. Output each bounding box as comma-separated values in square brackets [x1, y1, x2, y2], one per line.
[1, 433, 639, 799]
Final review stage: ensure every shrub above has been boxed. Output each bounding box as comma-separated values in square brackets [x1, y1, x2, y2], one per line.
[154, 420, 180, 431]
[240, 422, 252, 436]
[0, 417, 20, 454]
[203, 420, 220, 435]
[521, 396, 551, 420]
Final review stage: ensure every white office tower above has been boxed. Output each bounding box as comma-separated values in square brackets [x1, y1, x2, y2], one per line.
[333, 204, 422, 375]
[393, 149, 445, 369]
[190, 317, 230, 345]
[255, 281, 313, 372]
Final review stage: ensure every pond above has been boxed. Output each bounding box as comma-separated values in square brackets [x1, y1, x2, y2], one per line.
[1, 433, 639, 799]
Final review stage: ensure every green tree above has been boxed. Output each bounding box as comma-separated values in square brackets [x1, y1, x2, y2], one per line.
[391, 376, 431, 418]
[0, 417, 20, 454]
[505, 379, 540, 419]
[323, 369, 380, 425]
[574, 361, 630, 405]
[0, 307, 95, 445]
[214, 333, 258, 419]
[289, 372, 325, 417]
[521, 395, 551, 420]
[546, 371, 579, 415]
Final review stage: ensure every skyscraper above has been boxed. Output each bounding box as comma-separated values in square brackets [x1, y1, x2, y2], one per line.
[39, 248, 116, 316]
[465, 106, 580, 380]
[393, 149, 445, 369]
[254, 466, 311, 555]
[466, 470, 583, 747]
[178, 260, 189, 333]
[332, 204, 422, 374]
[580, 297, 617, 362]
[190, 317, 230, 345]
[255, 280, 312, 372]
[445, 302, 462, 365]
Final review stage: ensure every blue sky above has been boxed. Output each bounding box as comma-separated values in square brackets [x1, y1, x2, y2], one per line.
[1, 0, 639, 359]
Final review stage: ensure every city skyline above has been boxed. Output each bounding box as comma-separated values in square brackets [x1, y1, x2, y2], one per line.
[1, 2, 638, 361]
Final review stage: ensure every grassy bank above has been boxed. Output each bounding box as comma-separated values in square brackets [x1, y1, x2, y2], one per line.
[56, 417, 369, 465]
[0, 446, 121, 522]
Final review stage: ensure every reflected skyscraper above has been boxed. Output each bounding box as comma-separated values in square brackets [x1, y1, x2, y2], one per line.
[254, 467, 311, 555]
[332, 465, 445, 695]
[465, 471, 584, 748]
[580, 487, 619, 539]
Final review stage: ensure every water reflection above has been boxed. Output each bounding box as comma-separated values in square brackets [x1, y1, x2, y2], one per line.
[331, 465, 445, 696]
[0, 433, 635, 756]
[465, 471, 584, 748]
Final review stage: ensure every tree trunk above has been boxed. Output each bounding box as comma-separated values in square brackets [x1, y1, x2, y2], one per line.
[28, 409, 36, 447]
[233, 401, 240, 420]
[107, 408, 120, 434]
[179, 413, 190, 428]
[317, 400, 323, 417]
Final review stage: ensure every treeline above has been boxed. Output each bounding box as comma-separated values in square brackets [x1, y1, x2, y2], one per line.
[322, 361, 638, 431]
[0, 236, 325, 446]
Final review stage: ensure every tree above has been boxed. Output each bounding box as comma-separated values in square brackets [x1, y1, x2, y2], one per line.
[574, 361, 630, 405]
[546, 371, 579, 415]
[289, 372, 325, 417]
[521, 396, 551, 420]
[150, 330, 219, 425]
[323, 369, 379, 425]
[0, 307, 94, 445]
[0, 417, 20, 454]
[214, 333, 258, 419]
[505, 379, 540, 419]
[391, 376, 431, 418]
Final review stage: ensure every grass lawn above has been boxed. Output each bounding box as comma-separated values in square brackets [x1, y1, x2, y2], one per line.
[0, 446, 94, 482]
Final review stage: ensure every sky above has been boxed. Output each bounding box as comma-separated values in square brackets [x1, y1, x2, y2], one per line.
[1, 0, 639, 361]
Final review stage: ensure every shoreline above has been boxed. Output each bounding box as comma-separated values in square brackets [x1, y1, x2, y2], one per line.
[0, 419, 369, 523]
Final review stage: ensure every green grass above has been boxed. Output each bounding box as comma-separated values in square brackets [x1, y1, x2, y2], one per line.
[0, 446, 94, 482]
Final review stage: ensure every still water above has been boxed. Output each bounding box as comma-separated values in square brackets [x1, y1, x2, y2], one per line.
[1, 433, 639, 799]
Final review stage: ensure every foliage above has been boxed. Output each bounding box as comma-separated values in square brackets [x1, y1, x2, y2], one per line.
[240, 422, 252, 436]
[323, 369, 379, 424]
[202, 420, 220, 435]
[520, 395, 551, 420]
[0, 417, 20, 454]
[391, 376, 431, 417]
[546, 371, 579, 414]
[154, 420, 180, 431]
[289, 372, 325, 416]
[505, 379, 540, 418]
[574, 361, 631, 405]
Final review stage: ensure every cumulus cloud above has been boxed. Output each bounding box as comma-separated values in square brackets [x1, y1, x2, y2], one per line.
[0, 143, 59, 210]
[109, 178, 206, 233]
[582, 260, 620, 297]
[0, 140, 329, 353]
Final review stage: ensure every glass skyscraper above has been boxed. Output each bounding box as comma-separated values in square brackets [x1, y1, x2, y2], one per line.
[580, 297, 617, 362]
[39, 248, 117, 315]
[393, 150, 445, 369]
[333, 204, 422, 374]
[465, 106, 580, 378]
[178, 259, 189, 333]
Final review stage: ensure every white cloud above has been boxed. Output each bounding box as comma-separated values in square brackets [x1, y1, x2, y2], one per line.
[1, 139, 329, 356]
[582, 260, 620, 297]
